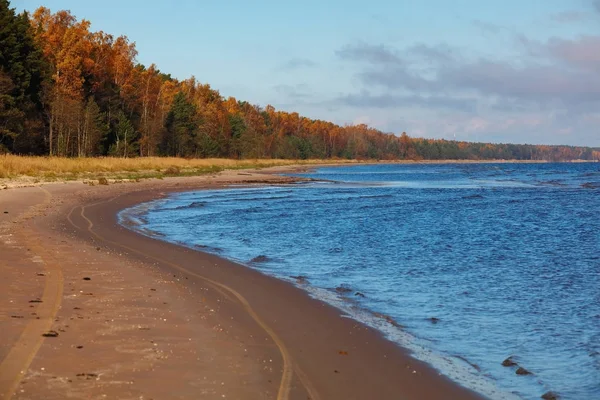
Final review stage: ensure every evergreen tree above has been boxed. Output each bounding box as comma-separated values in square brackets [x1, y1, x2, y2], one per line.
[163, 92, 197, 156]
[0, 1, 48, 153]
[0, 70, 22, 152]
[79, 98, 106, 156]
[109, 110, 137, 157]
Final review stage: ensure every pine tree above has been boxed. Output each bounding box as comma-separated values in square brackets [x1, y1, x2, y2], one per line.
[109, 110, 137, 157]
[163, 92, 197, 156]
[0, 1, 48, 153]
[0, 70, 22, 152]
[78, 98, 106, 156]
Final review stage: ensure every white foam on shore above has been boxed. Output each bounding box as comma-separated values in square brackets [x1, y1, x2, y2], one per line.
[118, 199, 166, 237]
[296, 284, 522, 400]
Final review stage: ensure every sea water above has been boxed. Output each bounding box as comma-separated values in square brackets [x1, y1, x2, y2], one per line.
[120, 163, 600, 400]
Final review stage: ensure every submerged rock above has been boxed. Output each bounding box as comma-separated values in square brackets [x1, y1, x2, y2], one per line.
[581, 182, 600, 189]
[501, 356, 518, 367]
[250, 255, 270, 263]
[541, 391, 559, 400]
[429, 317, 440, 324]
[516, 366, 532, 375]
[335, 286, 353, 294]
[354, 292, 366, 298]
[290, 275, 309, 284]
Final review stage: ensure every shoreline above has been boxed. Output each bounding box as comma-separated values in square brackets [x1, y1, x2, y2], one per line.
[118, 175, 520, 400]
[2, 157, 597, 190]
[1, 168, 485, 399]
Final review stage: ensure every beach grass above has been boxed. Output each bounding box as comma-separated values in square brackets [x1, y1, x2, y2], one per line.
[0, 155, 357, 181]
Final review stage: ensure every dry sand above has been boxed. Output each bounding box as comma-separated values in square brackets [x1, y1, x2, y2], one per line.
[0, 168, 484, 400]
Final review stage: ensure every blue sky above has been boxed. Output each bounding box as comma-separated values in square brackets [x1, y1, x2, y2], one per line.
[14, 0, 600, 146]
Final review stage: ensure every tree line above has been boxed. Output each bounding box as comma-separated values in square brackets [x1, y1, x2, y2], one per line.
[1, 1, 599, 161]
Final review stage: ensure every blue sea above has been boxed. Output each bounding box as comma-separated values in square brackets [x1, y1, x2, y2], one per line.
[120, 163, 600, 400]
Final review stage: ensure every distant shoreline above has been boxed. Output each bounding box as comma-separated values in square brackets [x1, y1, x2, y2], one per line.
[1, 156, 597, 190]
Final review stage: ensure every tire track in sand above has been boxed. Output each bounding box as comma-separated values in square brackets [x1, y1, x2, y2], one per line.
[0, 188, 64, 400]
[66, 197, 320, 400]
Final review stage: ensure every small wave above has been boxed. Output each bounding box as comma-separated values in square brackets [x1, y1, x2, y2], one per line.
[462, 194, 485, 199]
[237, 206, 265, 214]
[193, 244, 223, 253]
[219, 195, 293, 203]
[334, 285, 353, 294]
[161, 201, 207, 211]
[137, 227, 164, 237]
[581, 182, 600, 189]
[358, 194, 394, 199]
[538, 180, 567, 187]
[119, 213, 147, 227]
[184, 201, 206, 208]
[580, 172, 600, 177]
[190, 187, 294, 199]
[454, 354, 482, 372]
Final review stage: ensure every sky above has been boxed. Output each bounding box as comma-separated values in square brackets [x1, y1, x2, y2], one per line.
[13, 0, 600, 146]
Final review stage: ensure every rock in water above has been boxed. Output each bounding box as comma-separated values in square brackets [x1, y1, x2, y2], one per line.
[541, 391, 559, 400]
[516, 367, 532, 375]
[502, 356, 518, 367]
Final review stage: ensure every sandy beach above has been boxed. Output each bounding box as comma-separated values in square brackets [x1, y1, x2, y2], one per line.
[0, 168, 484, 400]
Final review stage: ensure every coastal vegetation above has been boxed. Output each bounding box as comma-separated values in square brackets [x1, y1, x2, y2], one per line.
[1, 1, 599, 162]
[0, 154, 353, 180]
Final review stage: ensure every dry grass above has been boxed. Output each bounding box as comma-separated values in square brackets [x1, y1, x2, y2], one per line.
[0, 155, 356, 181]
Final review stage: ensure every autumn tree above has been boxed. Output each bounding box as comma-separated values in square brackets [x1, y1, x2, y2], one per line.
[32, 7, 94, 156]
[1, 2, 597, 161]
[133, 64, 165, 156]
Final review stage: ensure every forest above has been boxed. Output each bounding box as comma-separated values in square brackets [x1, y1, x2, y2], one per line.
[1, 1, 599, 161]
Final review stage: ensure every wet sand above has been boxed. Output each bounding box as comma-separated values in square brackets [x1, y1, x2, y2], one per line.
[0, 168, 485, 400]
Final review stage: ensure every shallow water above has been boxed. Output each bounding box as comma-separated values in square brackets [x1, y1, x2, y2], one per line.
[120, 163, 600, 400]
